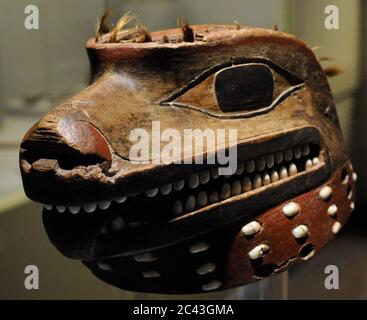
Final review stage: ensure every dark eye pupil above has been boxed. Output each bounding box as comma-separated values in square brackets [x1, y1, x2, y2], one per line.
[215, 63, 274, 112]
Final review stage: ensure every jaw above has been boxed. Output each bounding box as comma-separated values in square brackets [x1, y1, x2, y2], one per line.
[23, 125, 356, 293]
[41, 126, 330, 258]
[77, 161, 355, 294]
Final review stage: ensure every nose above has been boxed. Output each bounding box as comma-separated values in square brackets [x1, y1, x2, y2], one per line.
[20, 116, 111, 171]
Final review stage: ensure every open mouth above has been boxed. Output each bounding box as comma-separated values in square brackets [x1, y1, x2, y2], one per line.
[42, 142, 324, 228]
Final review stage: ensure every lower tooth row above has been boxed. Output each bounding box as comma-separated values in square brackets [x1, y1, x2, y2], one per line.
[172, 159, 318, 216]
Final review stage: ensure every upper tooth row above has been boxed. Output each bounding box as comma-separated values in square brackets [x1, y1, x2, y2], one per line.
[44, 145, 314, 214]
[146, 144, 312, 197]
[172, 159, 318, 216]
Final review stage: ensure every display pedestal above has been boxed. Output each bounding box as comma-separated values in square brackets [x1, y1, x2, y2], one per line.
[235, 271, 289, 300]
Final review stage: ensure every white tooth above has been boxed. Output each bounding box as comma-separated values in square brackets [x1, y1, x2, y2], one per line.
[134, 252, 157, 263]
[319, 186, 332, 201]
[248, 244, 269, 260]
[235, 162, 245, 175]
[231, 180, 242, 196]
[284, 149, 293, 161]
[44, 204, 53, 211]
[279, 166, 288, 179]
[201, 280, 222, 291]
[302, 144, 310, 156]
[342, 174, 349, 185]
[253, 174, 262, 188]
[142, 270, 160, 278]
[211, 167, 219, 179]
[98, 200, 111, 210]
[266, 154, 275, 168]
[305, 159, 313, 170]
[245, 160, 255, 173]
[275, 151, 283, 164]
[293, 146, 302, 159]
[196, 262, 217, 275]
[146, 187, 159, 197]
[159, 183, 172, 195]
[332, 221, 342, 235]
[185, 195, 196, 212]
[189, 241, 210, 254]
[312, 157, 320, 165]
[348, 190, 353, 200]
[350, 202, 355, 210]
[209, 191, 219, 203]
[115, 196, 127, 203]
[242, 177, 252, 192]
[172, 200, 183, 216]
[289, 163, 298, 176]
[199, 170, 210, 184]
[197, 191, 208, 207]
[352, 172, 358, 182]
[173, 179, 185, 191]
[188, 174, 200, 189]
[292, 225, 309, 239]
[111, 216, 125, 231]
[255, 157, 266, 171]
[270, 170, 279, 182]
[241, 221, 261, 236]
[327, 204, 338, 217]
[83, 202, 97, 213]
[56, 205, 66, 213]
[97, 262, 112, 271]
[283, 202, 300, 217]
[262, 172, 271, 185]
[220, 183, 231, 199]
[69, 206, 81, 214]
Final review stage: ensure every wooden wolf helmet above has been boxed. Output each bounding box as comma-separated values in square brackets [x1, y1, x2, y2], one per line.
[19, 18, 356, 294]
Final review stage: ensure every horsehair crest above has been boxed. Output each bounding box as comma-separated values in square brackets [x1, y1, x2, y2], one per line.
[323, 66, 342, 78]
[96, 9, 112, 40]
[178, 17, 195, 42]
[110, 11, 136, 43]
[135, 21, 152, 43]
[234, 20, 241, 30]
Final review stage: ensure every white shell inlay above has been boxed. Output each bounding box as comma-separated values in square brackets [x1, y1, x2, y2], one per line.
[241, 221, 261, 236]
[248, 244, 269, 260]
[283, 202, 300, 218]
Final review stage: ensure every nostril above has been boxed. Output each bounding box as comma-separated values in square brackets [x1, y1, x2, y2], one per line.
[20, 118, 111, 170]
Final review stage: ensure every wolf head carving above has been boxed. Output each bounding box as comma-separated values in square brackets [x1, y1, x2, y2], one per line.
[19, 22, 356, 294]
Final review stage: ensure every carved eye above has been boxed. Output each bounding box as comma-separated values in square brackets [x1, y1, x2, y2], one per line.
[161, 61, 304, 118]
[215, 64, 273, 112]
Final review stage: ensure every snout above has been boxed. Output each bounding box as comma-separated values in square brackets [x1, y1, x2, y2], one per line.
[20, 115, 112, 204]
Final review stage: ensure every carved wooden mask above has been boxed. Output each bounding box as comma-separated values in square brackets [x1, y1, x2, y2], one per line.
[19, 24, 356, 294]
